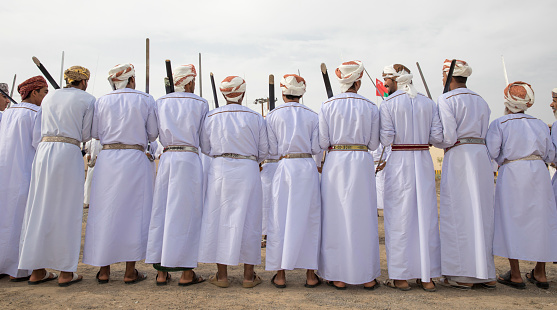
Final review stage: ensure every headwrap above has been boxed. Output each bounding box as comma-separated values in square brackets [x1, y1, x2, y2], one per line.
[442, 59, 472, 77]
[382, 64, 417, 98]
[503, 81, 535, 113]
[173, 64, 197, 92]
[18, 76, 47, 100]
[64, 66, 90, 86]
[280, 74, 306, 97]
[220, 76, 246, 103]
[335, 60, 364, 93]
[0, 83, 8, 95]
[108, 63, 135, 90]
[552, 88, 557, 98]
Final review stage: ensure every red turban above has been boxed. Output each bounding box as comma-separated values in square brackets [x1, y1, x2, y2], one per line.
[18, 76, 47, 100]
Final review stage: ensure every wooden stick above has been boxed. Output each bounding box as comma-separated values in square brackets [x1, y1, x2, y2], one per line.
[210, 72, 219, 108]
[443, 59, 457, 94]
[320, 63, 333, 99]
[416, 62, 432, 99]
[10, 74, 16, 98]
[269, 74, 275, 111]
[146, 38, 150, 94]
[198, 53, 202, 97]
[59, 51, 64, 87]
[32, 56, 60, 89]
[364, 68, 380, 94]
[375, 146, 387, 176]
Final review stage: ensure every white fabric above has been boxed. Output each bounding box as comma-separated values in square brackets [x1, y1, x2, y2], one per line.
[0, 102, 40, 278]
[108, 63, 135, 90]
[280, 75, 306, 97]
[318, 93, 381, 284]
[504, 82, 535, 113]
[84, 139, 101, 205]
[146, 92, 208, 268]
[433, 88, 495, 281]
[83, 88, 158, 266]
[219, 76, 246, 103]
[148, 140, 159, 183]
[382, 65, 417, 98]
[443, 59, 472, 77]
[380, 90, 443, 281]
[335, 61, 364, 93]
[372, 144, 391, 210]
[173, 65, 196, 93]
[487, 114, 557, 261]
[19, 88, 95, 272]
[198, 104, 268, 265]
[261, 158, 279, 236]
[552, 121, 557, 220]
[265, 102, 322, 271]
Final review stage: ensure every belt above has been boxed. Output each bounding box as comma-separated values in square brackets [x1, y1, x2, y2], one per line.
[391, 144, 429, 151]
[214, 153, 257, 161]
[102, 143, 145, 151]
[444, 137, 485, 153]
[163, 145, 199, 154]
[41, 136, 80, 147]
[329, 145, 368, 151]
[262, 159, 279, 164]
[279, 153, 312, 160]
[502, 154, 543, 166]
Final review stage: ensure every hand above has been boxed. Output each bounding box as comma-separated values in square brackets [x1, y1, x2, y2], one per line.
[317, 166, 322, 174]
[87, 154, 91, 161]
[375, 161, 386, 173]
[146, 153, 154, 161]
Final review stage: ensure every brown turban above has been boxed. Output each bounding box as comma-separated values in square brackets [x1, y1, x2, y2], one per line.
[18, 76, 47, 100]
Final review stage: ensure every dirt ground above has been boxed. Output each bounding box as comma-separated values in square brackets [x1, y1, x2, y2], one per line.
[1, 181, 557, 309]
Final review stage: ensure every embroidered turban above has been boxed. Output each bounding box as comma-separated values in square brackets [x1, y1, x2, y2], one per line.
[18, 76, 47, 100]
[335, 60, 364, 93]
[0, 83, 8, 95]
[64, 66, 90, 85]
[220, 76, 246, 103]
[383, 64, 417, 98]
[504, 81, 535, 113]
[173, 64, 197, 92]
[280, 74, 306, 97]
[108, 63, 135, 90]
[443, 59, 472, 77]
[552, 88, 557, 97]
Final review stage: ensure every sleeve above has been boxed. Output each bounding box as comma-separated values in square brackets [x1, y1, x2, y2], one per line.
[200, 115, 211, 156]
[257, 117, 269, 163]
[266, 115, 279, 157]
[81, 96, 95, 142]
[428, 100, 444, 145]
[367, 105, 380, 152]
[318, 104, 331, 150]
[379, 102, 395, 147]
[91, 99, 100, 140]
[91, 139, 101, 158]
[310, 114, 322, 155]
[433, 97, 457, 149]
[485, 120, 503, 165]
[146, 96, 159, 142]
[31, 109, 42, 150]
[545, 123, 556, 163]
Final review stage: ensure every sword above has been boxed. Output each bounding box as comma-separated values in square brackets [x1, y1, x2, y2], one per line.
[269, 74, 275, 111]
[320, 63, 334, 99]
[198, 53, 203, 97]
[165, 59, 174, 94]
[443, 59, 457, 94]
[146, 38, 150, 93]
[210, 72, 219, 108]
[416, 62, 432, 99]
[375, 146, 387, 176]
[32, 56, 60, 89]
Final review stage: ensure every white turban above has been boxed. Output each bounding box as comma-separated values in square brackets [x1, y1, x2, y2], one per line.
[173, 64, 197, 92]
[382, 64, 417, 98]
[552, 88, 557, 97]
[504, 81, 535, 113]
[280, 74, 306, 97]
[220, 76, 246, 103]
[108, 63, 135, 90]
[443, 59, 472, 77]
[335, 60, 364, 93]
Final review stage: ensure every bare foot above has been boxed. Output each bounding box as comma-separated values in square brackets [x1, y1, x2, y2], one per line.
[306, 270, 319, 286]
[363, 279, 377, 288]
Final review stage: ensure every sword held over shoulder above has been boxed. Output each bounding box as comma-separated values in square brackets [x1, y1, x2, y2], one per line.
[321, 63, 334, 99]
[32, 56, 60, 89]
[416, 62, 432, 99]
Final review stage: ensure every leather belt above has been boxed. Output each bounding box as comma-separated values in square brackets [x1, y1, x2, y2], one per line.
[41, 136, 80, 147]
[163, 145, 198, 154]
[444, 137, 485, 153]
[262, 159, 279, 164]
[329, 145, 368, 151]
[214, 153, 257, 161]
[391, 144, 429, 151]
[502, 154, 542, 166]
[279, 153, 312, 160]
[102, 143, 145, 151]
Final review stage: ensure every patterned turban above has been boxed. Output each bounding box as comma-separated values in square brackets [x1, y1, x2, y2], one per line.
[18, 76, 47, 100]
[173, 64, 197, 92]
[443, 59, 472, 77]
[504, 81, 535, 113]
[335, 60, 364, 93]
[552, 88, 557, 97]
[220, 76, 246, 103]
[108, 63, 135, 90]
[0, 83, 8, 95]
[383, 64, 417, 98]
[64, 66, 90, 85]
[280, 74, 306, 97]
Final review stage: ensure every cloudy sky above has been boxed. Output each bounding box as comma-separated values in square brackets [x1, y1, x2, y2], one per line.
[2, 0, 556, 123]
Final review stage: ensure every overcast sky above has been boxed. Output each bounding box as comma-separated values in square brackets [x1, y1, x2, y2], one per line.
[2, 0, 556, 123]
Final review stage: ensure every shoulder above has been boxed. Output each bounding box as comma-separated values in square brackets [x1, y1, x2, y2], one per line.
[323, 93, 375, 106]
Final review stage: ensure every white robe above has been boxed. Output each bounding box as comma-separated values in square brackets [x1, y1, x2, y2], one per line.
[380, 90, 443, 282]
[84, 139, 101, 205]
[261, 156, 278, 236]
[318, 93, 381, 285]
[372, 144, 391, 210]
[265, 102, 321, 271]
[0, 102, 40, 277]
[433, 88, 495, 281]
[83, 88, 158, 267]
[552, 122, 557, 209]
[146, 92, 208, 268]
[198, 104, 268, 266]
[19, 88, 95, 272]
[487, 114, 557, 262]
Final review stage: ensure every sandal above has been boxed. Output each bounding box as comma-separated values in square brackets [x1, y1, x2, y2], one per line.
[326, 280, 347, 290]
[156, 272, 171, 286]
[271, 274, 286, 289]
[304, 277, 322, 288]
[479, 282, 497, 289]
[179, 271, 205, 287]
[208, 272, 229, 288]
[383, 279, 411, 291]
[242, 272, 262, 288]
[96, 271, 109, 284]
[58, 272, 83, 287]
[28, 271, 58, 285]
[526, 269, 549, 289]
[439, 276, 472, 290]
[9, 276, 31, 282]
[416, 279, 437, 292]
[497, 270, 525, 290]
[124, 269, 147, 285]
[363, 279, 380, 291]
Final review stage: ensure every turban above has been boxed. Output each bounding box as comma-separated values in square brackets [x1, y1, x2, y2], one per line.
[335, 60, 364, 93]
[108, 63, 135, 90]
[552, 88, 557, 97]
[504, 81, 535, 113]
[173, 64, 197, 92]
[64, 66, 90, 85]
[0, 83, 8, 95]
[280, 74, 306, 97]
[442, 59, 472, 77]
[220, 76, 246, 103]
[18, 76, 47, 100]
[382, 64, 417, 98]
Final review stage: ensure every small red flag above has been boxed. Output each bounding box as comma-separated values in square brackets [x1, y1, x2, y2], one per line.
[376, 79, 388, 97]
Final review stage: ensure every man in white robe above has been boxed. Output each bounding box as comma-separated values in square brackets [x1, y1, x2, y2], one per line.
[265, 74, 322, 288]
[83, 64, 158, 284]
[19, 66, 95, 286]
[0, 83, 10, 123]
[0, 76, 46, 282]
[199, 76, 268, 288]
[318, 61, 381, 290]
[83, 138, 101, 209]
[432, 60, 496, 289]
[550, 88, 557, 202]
[146, 64, 207, 286]
[380, 64, 443, 291]
[488, 82, 557, 290]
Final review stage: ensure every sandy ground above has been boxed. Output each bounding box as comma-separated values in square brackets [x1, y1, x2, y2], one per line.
[1, 181, 557, 309]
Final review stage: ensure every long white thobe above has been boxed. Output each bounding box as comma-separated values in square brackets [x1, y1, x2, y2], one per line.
[84, 139, 101, 205]
[433, 88, 495, 282]
[83, 88, 158, 267]
[261, 155, 279, 236]
[265, 102, 321, 271]
[372, 144, 391, 210]
[146, 92, 208, 268]
[19, 88, 95, 272]
[487, 114, 557, 262]
[198, 104, 268, 266]
[380, 90, 443, 282]
[318, 92, 381, 285]
[0, 102, 40, 277]
[552, 122, 557, 211]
